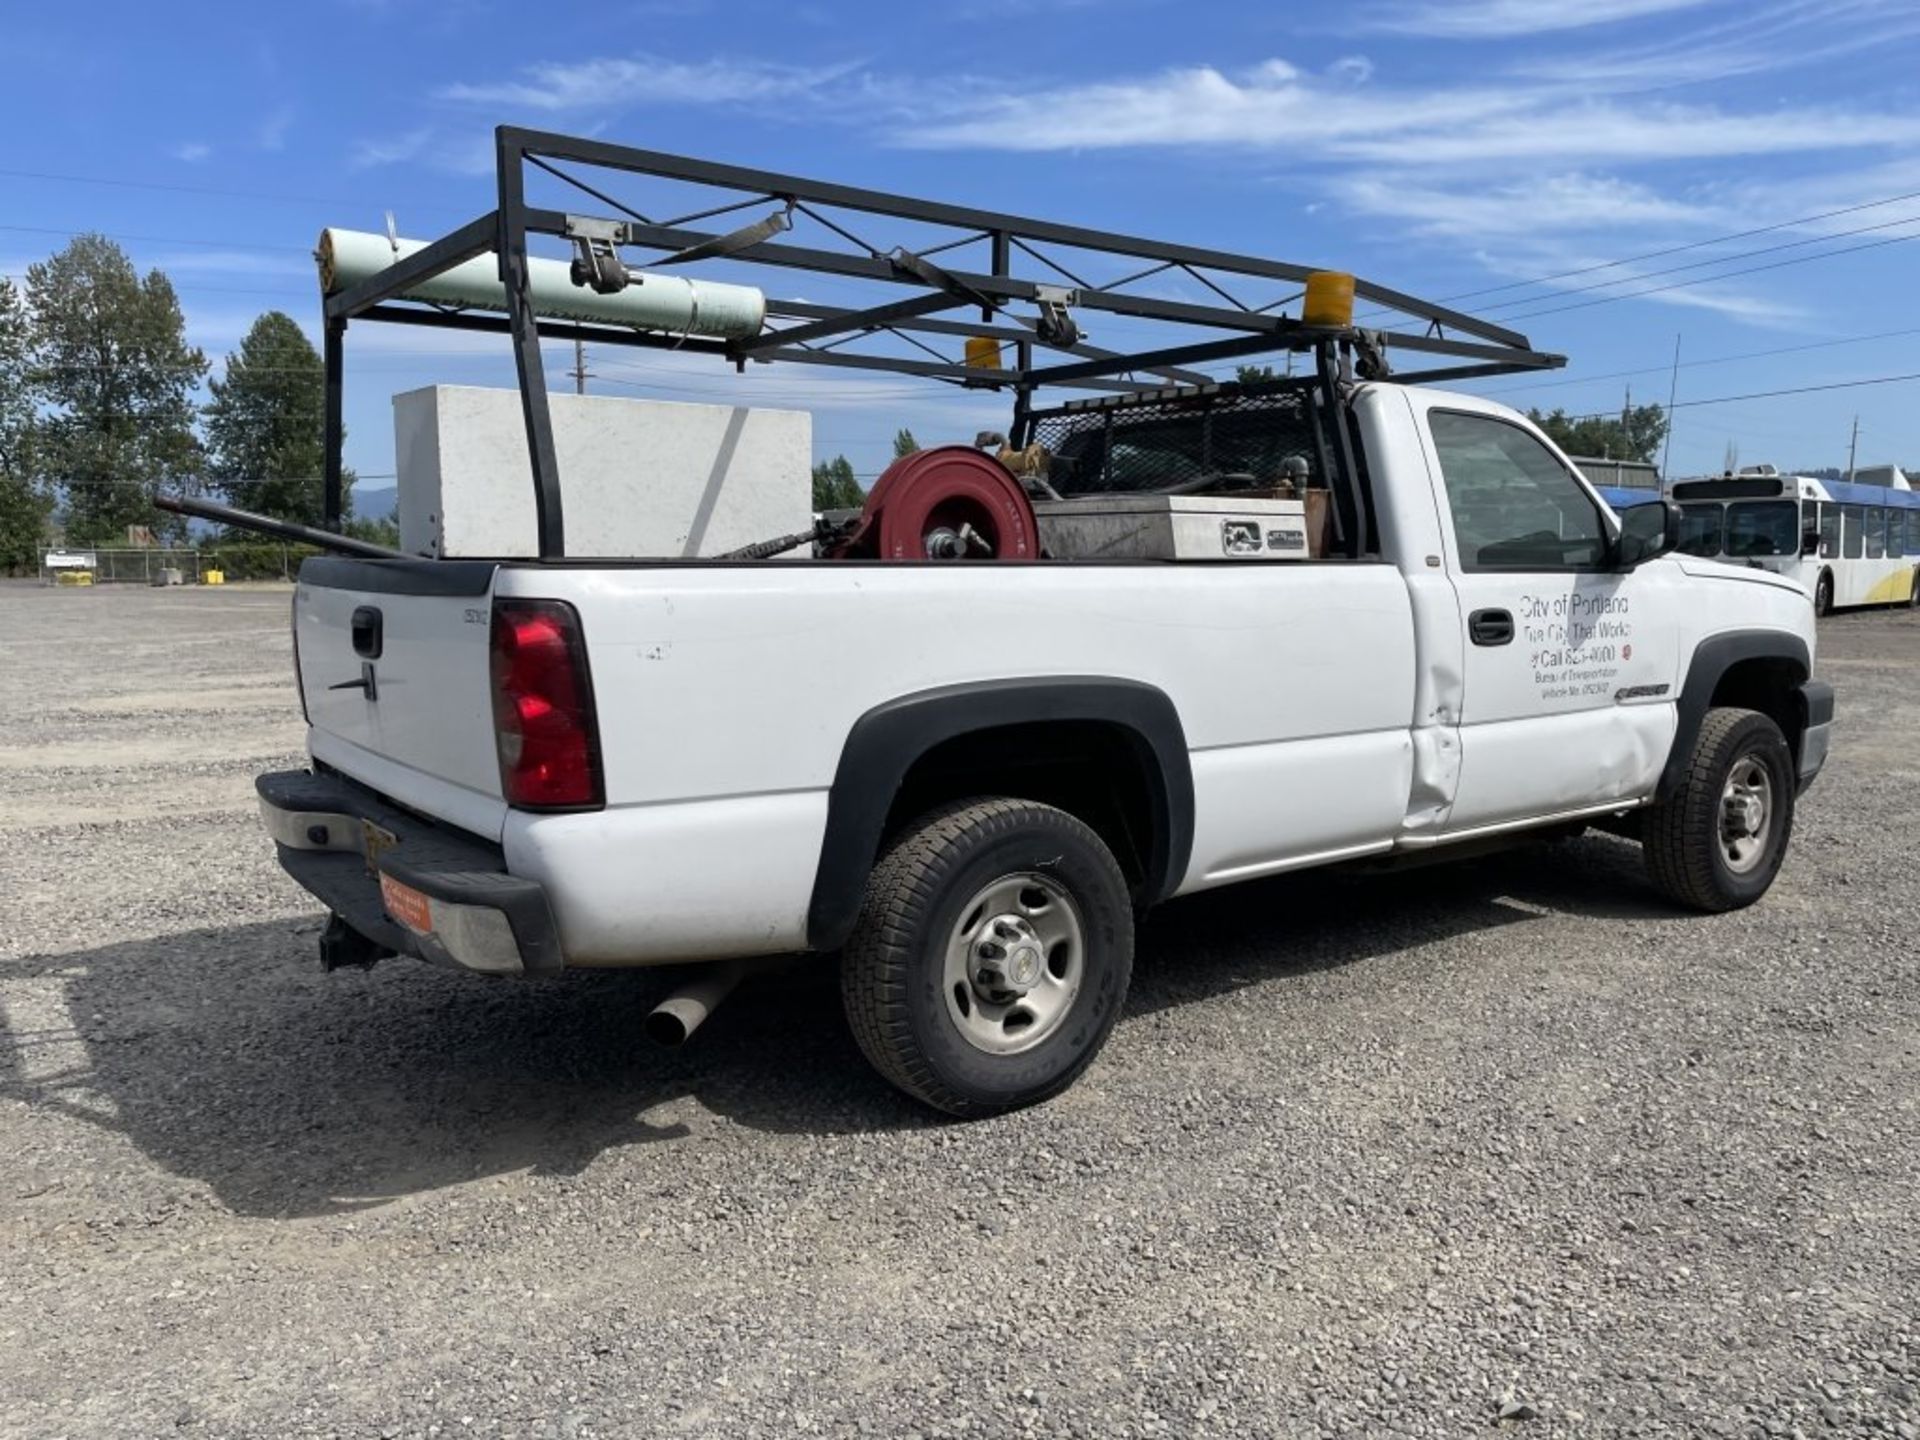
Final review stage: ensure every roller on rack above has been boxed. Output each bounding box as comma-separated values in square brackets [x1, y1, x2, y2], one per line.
[315, 227, 767, 339]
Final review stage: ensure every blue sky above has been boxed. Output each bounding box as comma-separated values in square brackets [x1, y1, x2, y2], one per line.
[6, 0, 1920, 501]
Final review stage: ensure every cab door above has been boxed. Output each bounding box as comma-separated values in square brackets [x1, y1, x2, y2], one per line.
[1412, 398, 1684, 833]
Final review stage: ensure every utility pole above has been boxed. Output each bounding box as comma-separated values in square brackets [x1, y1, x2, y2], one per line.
[570, 339, 591, 396]
[1659, 333, 1680, 483]
[1846, 415, 1859, 482]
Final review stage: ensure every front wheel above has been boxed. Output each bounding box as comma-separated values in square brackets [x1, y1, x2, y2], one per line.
[840, 798, 1134, 1117]
[1642, 707, 1795, 912]
[1813, 571, 1834, 617]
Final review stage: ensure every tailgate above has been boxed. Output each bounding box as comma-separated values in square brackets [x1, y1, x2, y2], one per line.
[294, 557, 506, 834]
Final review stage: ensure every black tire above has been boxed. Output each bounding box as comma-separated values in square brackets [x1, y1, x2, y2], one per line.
[1643, 707, 1795, 912]
[1813, 571, 1834, 618]
[840, 798, 1133, 1117]
[1908, 569, 1919, 609]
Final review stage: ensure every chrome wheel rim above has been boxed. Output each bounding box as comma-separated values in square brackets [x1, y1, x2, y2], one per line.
[1719, 756, 1774, 875]
[943, 873, 1085, 1055]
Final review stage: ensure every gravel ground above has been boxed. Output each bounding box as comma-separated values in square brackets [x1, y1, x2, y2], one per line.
[2, 582, 1916, 1440]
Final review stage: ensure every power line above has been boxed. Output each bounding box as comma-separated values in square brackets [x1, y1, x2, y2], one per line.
[1481, 325, 1920, 397]
[0, 223, 308, 254]
[1468, 211, 1920, 317]
[1493, 228, 1920, 322]
[1554, 369, 1920, 422]
[1363, 183, 1920, 317]
[0, 167, 365, 207]
[4, 276, 315, 301]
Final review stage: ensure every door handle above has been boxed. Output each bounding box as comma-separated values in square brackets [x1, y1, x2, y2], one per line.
[1469, 608, 1514, 646]
[350, 605, 383, 659]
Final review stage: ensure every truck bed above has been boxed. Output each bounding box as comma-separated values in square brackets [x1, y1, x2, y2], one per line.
[296, 556, 1420, 963]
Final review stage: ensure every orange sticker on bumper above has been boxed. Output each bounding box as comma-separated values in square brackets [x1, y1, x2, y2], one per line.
[379, 873, 433, 934]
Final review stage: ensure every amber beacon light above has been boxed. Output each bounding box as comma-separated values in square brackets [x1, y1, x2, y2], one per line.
[1302, 271, 1357, 329]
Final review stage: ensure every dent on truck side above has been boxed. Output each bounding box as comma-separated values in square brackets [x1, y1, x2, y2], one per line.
[805, 677, 1195, 952]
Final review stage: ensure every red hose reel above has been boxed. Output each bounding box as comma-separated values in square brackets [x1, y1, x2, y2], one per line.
[827, 446, 1037, 561]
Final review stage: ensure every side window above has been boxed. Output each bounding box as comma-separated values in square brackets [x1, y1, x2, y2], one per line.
[1818, 502, 1840, 559]
[1427, 410, 1608, 571]
[1888, 510, 1906, 559]
[1866, 508, 1885, 560]
[1843, 504, 1865, 559]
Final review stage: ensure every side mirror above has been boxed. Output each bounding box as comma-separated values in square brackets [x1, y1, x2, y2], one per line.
[1802, 529, 1821, 557]
[1614, 499, 1682, 569]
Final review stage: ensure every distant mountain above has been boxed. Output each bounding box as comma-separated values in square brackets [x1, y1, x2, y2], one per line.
[353, 485, 398, 521]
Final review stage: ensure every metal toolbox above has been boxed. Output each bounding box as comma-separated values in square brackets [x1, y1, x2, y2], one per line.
[1034, 494, 1310, 561]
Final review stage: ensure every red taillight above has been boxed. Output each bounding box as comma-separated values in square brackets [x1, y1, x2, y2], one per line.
[489, 599, 603, 810]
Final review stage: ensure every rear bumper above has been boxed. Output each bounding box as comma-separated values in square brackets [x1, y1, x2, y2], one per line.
[257, 769, 563, 976]
[1796, 679, 1834, 795]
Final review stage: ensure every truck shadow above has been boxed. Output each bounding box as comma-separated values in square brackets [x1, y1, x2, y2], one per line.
[0, 834, 1674, 1218]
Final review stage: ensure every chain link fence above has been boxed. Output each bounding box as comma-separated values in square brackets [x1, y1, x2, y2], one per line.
[39, 547, 203, 585]
[37, 545, 318, 585]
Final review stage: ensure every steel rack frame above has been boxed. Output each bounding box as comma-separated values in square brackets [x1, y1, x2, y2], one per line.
[321, 125, 1565, 558]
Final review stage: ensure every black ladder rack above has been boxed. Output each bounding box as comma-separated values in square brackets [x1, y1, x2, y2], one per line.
[321, 125, 1565, 558]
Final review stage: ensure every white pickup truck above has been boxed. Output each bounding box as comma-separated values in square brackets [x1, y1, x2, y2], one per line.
[259, 378, 1830, 1115]
[242, 133, 1831, 1116]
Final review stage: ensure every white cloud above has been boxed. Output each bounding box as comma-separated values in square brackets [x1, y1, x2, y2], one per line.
[1332, 172, 1716, 241]
[180, 306, 268, 353]
[900, 62, 1530, 151]
[435, 54, 858, 111]
[1368, 0, 1714, 37]
[350, 127, 433, 169]
[349, 125, 502, 176]
[898, 60, 1920, 166]
[257, 105, 294, 152]
[147, 249, 316, 279]
[363, 21, 1920, 336]
[1512, 0, 1920, 89]
[884, 48, 1920, 328]
[1615, 284, 1803, 326]
[170, 142, 211, 163]
[1333, 101, 1920, 167]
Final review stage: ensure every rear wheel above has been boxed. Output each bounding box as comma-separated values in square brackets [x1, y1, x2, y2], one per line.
[840, 798, 1133, 1116]
[1908, 568, 1919, 609]
[1642, 707, 1795, 912]
[1813, 571, 1834, 617]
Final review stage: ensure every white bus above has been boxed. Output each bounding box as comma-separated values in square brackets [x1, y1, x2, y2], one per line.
[1669, 466, 1920, 615]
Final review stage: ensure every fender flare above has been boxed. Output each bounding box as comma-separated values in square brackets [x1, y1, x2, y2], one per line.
[1658, 629, 1811, 799]
[806, 677, 1194, 951]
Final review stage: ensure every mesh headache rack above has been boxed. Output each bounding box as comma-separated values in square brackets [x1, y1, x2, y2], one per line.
[316, 126, 1565, 559]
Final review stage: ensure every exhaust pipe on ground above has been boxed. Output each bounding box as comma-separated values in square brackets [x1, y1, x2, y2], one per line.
[644, 962, 749, 1047]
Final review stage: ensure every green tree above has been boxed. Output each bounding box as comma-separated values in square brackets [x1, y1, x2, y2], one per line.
[1235, 363, 1283, 384]
[0, 278, 51, 572]
[1527, 403, 1668, 465]
[27, 235, 205, 545]
[891, 427, 921, 459]
[811, 454, 864, 510]
[344, 514, 401, 550]
[204, 310, 348, 527]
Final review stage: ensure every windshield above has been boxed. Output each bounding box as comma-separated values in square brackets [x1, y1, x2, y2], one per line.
[1725, 500, 1801, 558]
[1677, 503, 1724, 557]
